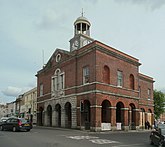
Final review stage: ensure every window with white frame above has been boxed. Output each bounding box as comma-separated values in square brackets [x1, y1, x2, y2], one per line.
[148, 88, 151, 100]
[117, 70, 123, 87]
[60, 74, 64, 89]
[52, 77, 56, 91]
[56, 70, 60, 90]
[83, 66, 89, 84]
[52, 69, 64, 92]
[40, 83, 43, 96]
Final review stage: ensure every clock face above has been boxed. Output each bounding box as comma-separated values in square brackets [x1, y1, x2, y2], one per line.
[74, 40, 79, 47]
[72, 40, 79, 50]
[83, 40, 88, 46]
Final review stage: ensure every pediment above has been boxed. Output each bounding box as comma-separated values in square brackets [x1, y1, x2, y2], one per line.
[43, 48, 71, 70]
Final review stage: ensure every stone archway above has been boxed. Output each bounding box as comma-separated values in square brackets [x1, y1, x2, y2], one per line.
[140, 108, 145, 129]
[47, 105, 52, 126]
[148, 109, 152, 128]
[116, 102, 124, 124]
[81, 100, 91, 130]
[129, 103, 136, 130]
[65, 102, 72, 128]
[101, 100, 111, 123]
[38, 107, 44, 126]
[55, 104, 61, 127]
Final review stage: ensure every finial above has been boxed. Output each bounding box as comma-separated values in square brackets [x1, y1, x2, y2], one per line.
[81, 8, 84, 17]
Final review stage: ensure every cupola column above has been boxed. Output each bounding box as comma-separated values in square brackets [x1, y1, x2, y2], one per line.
[86, 24, 88, 35]
[80, 23, 82, 34]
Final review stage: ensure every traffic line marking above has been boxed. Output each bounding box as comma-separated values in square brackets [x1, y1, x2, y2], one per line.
[67, 136, 99, 140]
[67, 135, 119, 145]
[89, 139, 119, 144]
[112, 144, 145, 147]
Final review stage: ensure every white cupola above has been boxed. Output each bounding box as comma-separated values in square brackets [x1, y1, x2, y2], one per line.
[70, 12, 94, 52]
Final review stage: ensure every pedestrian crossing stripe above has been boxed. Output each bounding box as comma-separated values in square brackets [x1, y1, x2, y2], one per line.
[89, 139, 119, 144]
[67, 136, 99, 140]
[67, 135, 119, 145]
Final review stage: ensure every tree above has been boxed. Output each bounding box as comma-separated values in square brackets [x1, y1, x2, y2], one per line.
[154, 90, 165, 119]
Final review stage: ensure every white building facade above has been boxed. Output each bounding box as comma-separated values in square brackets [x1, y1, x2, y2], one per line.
[24, 87, 37, 124]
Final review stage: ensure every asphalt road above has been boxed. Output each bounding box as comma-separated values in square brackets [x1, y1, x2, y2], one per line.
[0, 127, 153, 147]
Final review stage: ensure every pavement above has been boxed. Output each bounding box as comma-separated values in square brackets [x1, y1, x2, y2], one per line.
[33, 125, 153, 134]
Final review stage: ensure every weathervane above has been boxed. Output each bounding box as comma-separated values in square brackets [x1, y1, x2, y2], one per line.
[81, 8, 84, 17]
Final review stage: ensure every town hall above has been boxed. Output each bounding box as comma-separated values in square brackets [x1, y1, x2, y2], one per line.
[36, 14, 154, 131]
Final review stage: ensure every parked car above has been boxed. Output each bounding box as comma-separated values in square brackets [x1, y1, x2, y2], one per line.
[0, 117, 8, 123]
[0, 117, 8, 126]
[157, 124, 165, 129]
[0, 117, 32, 132]
[150, 127, 165, 147]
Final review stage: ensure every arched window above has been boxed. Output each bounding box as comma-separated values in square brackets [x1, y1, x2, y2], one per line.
[52, 69, 65, 92]
[56, 69, 60, 90]
[129, 74, 134, 90]
[103, 66, 110, 84]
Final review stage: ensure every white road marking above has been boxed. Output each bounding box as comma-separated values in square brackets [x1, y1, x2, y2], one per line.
[112, 144, 145, 147]
[67, 136, 99, 140]
[67, 135, 120, 145]
[89, 139, 119, 144]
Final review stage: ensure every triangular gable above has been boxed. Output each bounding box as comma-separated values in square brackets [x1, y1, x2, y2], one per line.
[43, 48, 71, 70]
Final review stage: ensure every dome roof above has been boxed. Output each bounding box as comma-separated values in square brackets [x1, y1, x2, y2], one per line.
[74, 16, 91, 26]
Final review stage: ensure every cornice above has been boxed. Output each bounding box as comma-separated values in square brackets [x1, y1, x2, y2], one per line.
[96, 45, 141, 66]
[139, 73, 154, 83]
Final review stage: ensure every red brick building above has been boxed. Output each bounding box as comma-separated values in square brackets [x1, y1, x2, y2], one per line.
[36, 15, 154, 131]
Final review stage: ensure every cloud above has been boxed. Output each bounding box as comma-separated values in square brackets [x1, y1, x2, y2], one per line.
[35, 0, 99, 31]
[160, 88, 165, 93]
[115, 0, 165, 10]
[27, 81, 37, 88]
[35, 8, 68, 30]
[2, 87, 22, 97]
[2, 86, 34, 97]
[36, 9, 58, 29]
[83, 0, 98, 4]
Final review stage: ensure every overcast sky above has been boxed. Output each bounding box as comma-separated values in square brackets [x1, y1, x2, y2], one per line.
[0, 0, 165, 103]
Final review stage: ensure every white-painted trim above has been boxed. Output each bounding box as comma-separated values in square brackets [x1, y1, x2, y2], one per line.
[109, 106, 116, 109]
[37, 89, 139, 104]
[64, 81, 139, 93]
[133, 108, 140, 111]
[90, 105, 102, 108]
[121, 108, 129, 110]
